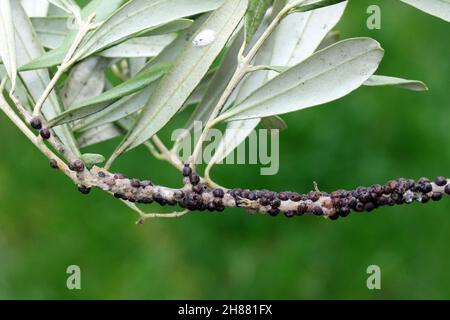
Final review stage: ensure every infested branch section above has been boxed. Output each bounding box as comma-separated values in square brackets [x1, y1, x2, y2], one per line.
[74, 164, 450, 221]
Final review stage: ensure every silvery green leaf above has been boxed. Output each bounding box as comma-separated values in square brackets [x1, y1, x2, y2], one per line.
[21, 0, 49, 17]
[175, 30, 244, 152]
[292, 0, 347, 12]
[73, 83, 156, 132]
[245, 0, 273, 44]
[20, 0, 125, 71]
[11, 1, 80, 156]
[261, 115, 287, 130]
[61, 57, 109, 108]
[31, 17, 68, 49]
[128, 57, 147, 76]
[77, 124, 122, 148]
[135, 18, 193, 37]
[47, 0, 79, 17]
[49, 63, 168, 126]
[99, 35, 176, 58]
[400, 0, 450, 22]
[80, 153, 105, 168]
[267, 0, 347, 79]
[216, 38, 384, 122]
[317, 30, 340, 50]
[72, 17, 209, 133]
[110, 0, 248, 162]
[0, 0, 17, 90]
[77, 0, 225, 59]
[363, 75, 428, 91]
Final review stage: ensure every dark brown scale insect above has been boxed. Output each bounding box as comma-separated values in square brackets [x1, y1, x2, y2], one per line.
[445, 184, 450, 195]
[40, 128, 51, 140]
[435, 176, 447, 187]
[278, 192, 289, 201]
[49, 159, 58, 169]
[192, 184, 203, 194]
[140, 180, 153, 187]
[312, 206, 323, 216]
[431, 192, 442, 201]
[284, 210, 296, 218]
[213, 188, 224, 198]
[297, 203, 307, 215]
[70, 159, 85, 172]
[182, 164, 192, 177]
[189, 173, 200, 185]
[30, 117, 42, 130]
[78, 186, 91, 195]
[130, 179, 141, 188]
[268, 207, 280, 216]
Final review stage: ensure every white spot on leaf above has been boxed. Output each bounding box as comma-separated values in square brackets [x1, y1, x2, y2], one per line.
[192, 29, 216, 47]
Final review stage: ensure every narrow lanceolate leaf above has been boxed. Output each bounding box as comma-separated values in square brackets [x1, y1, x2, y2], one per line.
[31, 17, 69, 49]
[73, 17, 209, 133]
[400, 0, 450, 22]
[99, 35, 176, 58]
[77, 124, 122, 148]
[245, 0, 273, 44]
[48, 0, 80, 16]
[76, 0, 225, 59]
[61, 57, 109, 109]
[20, 0, 125, 71]
[49, 63, 168, 126]
[110, 0, 248, 162]
[21, 0, 49, 17]
[267, 0, 347, 79]
[0, 0, 17, 90]
[363, 75, 428, 91]
[11, 1, 80, 156]
[292, 0, 347, 12]
[216, 38, 384, 122]
[261, 116, 287, 130]
[175, 31, 245, 152]
[73, 84, 156, 132]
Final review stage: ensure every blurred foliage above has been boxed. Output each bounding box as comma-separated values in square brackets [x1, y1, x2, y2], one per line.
[0, 0, 449, 299]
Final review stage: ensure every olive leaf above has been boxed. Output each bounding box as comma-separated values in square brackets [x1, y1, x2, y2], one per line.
[108, 0, 248, 165]
[364, 75, 428, 91]
[174, 30, 245, 153]
[75, 0, 225, 60]
[19, 0, 126, 71]
[49, 63, 168, 126]
[215, 38, 384, 122]
[245, 0, 274, 44]
[261, 116, 287, 130]
[71, 17, 209, 133]
[61, 56, 109, 109]
[31, 17, 69, 49]
[99, 35, 176, 58]
[77, 124, 122, 148]
[266, 0, 347, 79]
[21, 0, 50, 17]
[0, 0, 17, 90]
[400, 0, 450, 22]
[291, 0, 347, 13]
[11, 0, 80, 156]
[47, 0, 80, 17]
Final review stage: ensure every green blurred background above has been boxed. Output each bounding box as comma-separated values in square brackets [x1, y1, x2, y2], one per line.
[0, 0, 449, 299]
